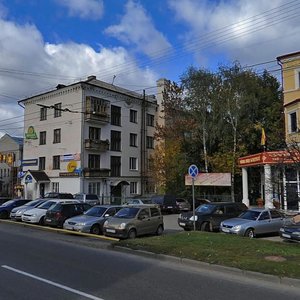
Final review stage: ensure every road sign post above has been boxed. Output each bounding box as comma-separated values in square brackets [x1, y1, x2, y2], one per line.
[188, 164, 199, 231]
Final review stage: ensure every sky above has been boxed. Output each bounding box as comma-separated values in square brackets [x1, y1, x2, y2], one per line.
[0, 0, 300, 138]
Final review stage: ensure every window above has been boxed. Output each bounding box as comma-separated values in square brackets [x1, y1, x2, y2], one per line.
[111, 105, 121, 126]
[130, 182, 138, 194]
[146, 114, 154, 127]
[111, 130, 121, 151]
[130, 133, 137, 147]
[87, 96, 109, 114]
[270, 210, 282, 219]
[52, 182, 59, 192]
[53, 155, 60, 169]
[130, 110, 137, 123]
[40, 107, 47, 121]
[289, 111, 297, 133]
[53, 129, 61, 144]
[88, 182, 100, 195]
[89, 127, 101, 140]
[146, 136, 154, 149]
[54, 103, 62, 118]
[39, 157, 46, 170]
[40, 131, 46, 145]
[111, 156, 121, 177]
[88, 154, 100, 169]
[129, 157, 138, 170]
[259, 211, 270, 220]
[150, 207, 160, 217]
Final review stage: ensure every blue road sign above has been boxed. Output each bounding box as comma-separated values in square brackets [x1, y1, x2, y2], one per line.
[188, 164, 199, 178]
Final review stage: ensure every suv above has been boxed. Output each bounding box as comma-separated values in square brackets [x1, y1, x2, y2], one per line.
[73, 193, 100, 206]
[45, 202, 91, 228]
[178, 202, 248, 232]
[103, 205, 164, 239]
[0, 199, 31, 219]
[151, 195, 179, 214]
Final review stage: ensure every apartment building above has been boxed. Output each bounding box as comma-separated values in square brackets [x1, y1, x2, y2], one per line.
[0, 134, 23, 198]
[19, 76, 159, 201]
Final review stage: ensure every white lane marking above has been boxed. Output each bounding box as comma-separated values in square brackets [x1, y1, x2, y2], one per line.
[1, 265, 104, 300]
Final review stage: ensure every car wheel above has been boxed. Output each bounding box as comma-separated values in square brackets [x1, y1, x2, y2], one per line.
[39, 216, 45, 226]
[128, 229, 137, 239]
[0, 211, 8, 219]
[244, 228, 255, 238]
[90, 224, 101, 235]
[200, 222, 211, 232]
[156, 225, 163, 236]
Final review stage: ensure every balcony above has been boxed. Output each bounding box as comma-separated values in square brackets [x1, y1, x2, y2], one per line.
[85, 110, 110, 123]
[84, 139, 109, 151]
[83, 168, 110, 178]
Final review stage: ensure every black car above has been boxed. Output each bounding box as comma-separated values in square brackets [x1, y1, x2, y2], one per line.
[44, 202, 91, 227]
[279, 214, 300, 242]
[178, 202, 248, 232]
[43, 192, 74, 199]
[151, 195, 179, 214]
[0, 199, 31, 219]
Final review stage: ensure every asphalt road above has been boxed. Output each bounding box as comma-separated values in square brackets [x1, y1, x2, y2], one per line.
[0, 222, 299, 300]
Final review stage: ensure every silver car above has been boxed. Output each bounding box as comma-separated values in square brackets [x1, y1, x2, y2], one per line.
[63, 205, 122, 235]
[10, 199, 46, 221]
[220, 208, 285, 238]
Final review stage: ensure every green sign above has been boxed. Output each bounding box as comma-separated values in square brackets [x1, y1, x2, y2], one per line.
[25, 126, 38, 139]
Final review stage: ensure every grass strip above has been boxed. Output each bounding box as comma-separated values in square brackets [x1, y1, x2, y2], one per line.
[116, 231, 300, 279]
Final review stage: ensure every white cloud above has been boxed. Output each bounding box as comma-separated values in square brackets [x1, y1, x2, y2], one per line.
[0, 17, 158, 137]
[168, 0, 300, 67]
[105, 0, 172, 58]
[57, 0, 104, 20]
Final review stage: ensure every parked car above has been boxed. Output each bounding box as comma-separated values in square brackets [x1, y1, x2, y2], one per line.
[0, 199, 31, 219]
[151, 195, 179, 214]
[10, 199, 47, 221]
[220, 208, 285, 238]
[103, 205, 164, 239]
[22, 199, 78, 225]
[63, 205, 123, 234]
[178, 202, 248, 232]
[279, 214, 300, 242]
[176, 198, 191, 211]
[42, 192, 74, 199]
[44, 202, 91, 228]
[73, 193, 100, 206]
[125, 198, 152, 205]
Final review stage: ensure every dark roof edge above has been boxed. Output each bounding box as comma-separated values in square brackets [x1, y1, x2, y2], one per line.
[276, 51, 300, 61]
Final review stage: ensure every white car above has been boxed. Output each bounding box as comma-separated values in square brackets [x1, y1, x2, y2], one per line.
[21, 199, 78, 225]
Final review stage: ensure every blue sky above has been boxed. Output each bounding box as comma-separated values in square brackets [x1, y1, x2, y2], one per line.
[0, 0, 300, 137]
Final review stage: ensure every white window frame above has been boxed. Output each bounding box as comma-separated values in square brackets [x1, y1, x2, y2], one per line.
[294, 68, 300, 90]
[130, 182, 138, 194]
[52, 182, 59, 192]
[129, 157, 138, 170]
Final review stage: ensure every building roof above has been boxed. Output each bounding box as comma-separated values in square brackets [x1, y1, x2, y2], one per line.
[276, 51, 300, 61]
[27, 170, 50, 182]
[11, 136, 23, 146]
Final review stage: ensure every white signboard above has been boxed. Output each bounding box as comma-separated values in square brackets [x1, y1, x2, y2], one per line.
[185, 173, 231, 186]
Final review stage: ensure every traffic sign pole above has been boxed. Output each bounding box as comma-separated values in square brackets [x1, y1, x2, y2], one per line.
[188, 164, 199, 232]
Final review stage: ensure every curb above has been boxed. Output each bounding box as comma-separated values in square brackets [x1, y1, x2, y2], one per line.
[111, 245, 300, 289]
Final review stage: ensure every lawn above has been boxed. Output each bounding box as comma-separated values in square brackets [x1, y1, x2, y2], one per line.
[116, 231, 300, 279]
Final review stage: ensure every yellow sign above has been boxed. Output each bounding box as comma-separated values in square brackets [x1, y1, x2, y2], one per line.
[67, 160, 77, 172]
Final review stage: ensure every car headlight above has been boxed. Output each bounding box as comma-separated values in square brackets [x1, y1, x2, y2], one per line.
[293, 231, 300, 236]
[189, 215, 198, 221]
[104, 220, 108, 227]
[232, 225, 241, 231]
[76, 222, 85, 226]
[179, 214, 182, 219]
[17, 209, 25, 214]
[32, 214, 37, 217]
[118, 223, 126, 230]
[279, 228, 284, 232]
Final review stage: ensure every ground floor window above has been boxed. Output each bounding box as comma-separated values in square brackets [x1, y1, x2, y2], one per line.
[88, 182, 100, 195]
[52, 182, 59, 192]
[130, 182, 138, 194]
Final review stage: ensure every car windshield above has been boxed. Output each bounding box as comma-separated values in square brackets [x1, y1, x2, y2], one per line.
[84, 206, 107, 217]
[238, 210, 260, 220]
[1, 200, 14, 206]
[114, 207, 139, 218]
[37, 201, 56, 209]
[25, 200, 41, 207]
[195, 204, 215, 214]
